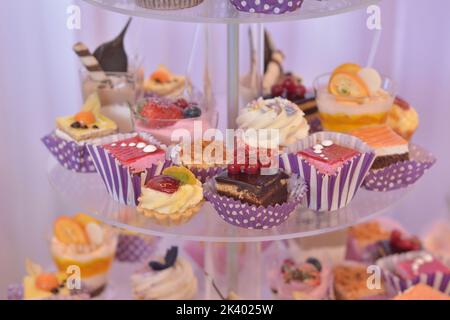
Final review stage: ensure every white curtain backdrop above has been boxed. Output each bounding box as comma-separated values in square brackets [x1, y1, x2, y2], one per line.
[1, 0, 449, 296]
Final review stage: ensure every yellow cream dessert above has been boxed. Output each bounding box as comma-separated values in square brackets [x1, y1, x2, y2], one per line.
[131, 246, 198, 300]
[314, 63, 396, 132]
[236, 97, 310, 148]
[56, 93, 117, 141]
[50, 213, 117, 296]
[23, 260, 71, 300]
[144, 65, 190, 98]
[137, 166, 204, 225]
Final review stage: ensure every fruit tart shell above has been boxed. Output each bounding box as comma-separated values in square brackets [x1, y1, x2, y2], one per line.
[137, 200, 204, 226]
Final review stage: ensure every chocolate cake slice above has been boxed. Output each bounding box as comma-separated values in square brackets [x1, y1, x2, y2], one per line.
[215, 171, 289, 207]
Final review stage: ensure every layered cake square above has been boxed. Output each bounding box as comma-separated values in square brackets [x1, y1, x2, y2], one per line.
[298, 139, 361, 175]
[102, 136, 166, 173]
[350, 125, 409, 169]
[333, 265, 385, 300]
[215, 171, 289, 207]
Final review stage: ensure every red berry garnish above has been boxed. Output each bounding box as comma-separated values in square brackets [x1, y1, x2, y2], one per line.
[290, 85, 306, 100]
[146, 175, 180, 194]
[227, 164, 241, 175]
[140, 99, 183, 128]
[282, 78, 297, 94]
[245, 164, 260, 175]
[174, 98, 189, 110]
[271, 84, 285, 97]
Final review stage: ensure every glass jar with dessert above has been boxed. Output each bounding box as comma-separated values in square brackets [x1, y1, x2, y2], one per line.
[314, 63, 397, 133]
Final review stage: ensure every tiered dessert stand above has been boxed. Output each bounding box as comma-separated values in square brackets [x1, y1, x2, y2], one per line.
[48, 0, 412, 299]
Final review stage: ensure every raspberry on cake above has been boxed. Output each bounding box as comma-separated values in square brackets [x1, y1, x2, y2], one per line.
[102, 136, 166, 173]
[214, 170, 289, 207]
[298, 139, 361, 175]
[350, 125, 409, 170]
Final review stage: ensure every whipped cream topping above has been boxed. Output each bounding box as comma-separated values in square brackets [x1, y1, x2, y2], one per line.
[131, 258, 198, 300]
[236, 97, 310, 147]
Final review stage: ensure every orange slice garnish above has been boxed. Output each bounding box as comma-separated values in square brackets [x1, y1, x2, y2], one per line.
[73, 212, 99, 228]
[54, 216, 88, 245]
[328, 72, 369, 98]
[75, 111, 96, 125]
[332, 63, 362, 76]
[35, 273, 60, 292]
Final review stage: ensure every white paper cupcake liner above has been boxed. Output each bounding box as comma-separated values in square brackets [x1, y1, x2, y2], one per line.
[86, 132, 171, 206]
[280, 132, 375, 212]
[363, 144, 436, 192]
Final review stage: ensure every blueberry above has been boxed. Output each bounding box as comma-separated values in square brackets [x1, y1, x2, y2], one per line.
[306, 257, 322, 272]
[71, 121, 81, 128]
[183, 106, 202, 119]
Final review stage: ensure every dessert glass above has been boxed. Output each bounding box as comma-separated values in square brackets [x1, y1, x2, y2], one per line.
[131, 97, 218, 146]
[80, 67, 144, 133]
[314, 73, 396, 132]
[50, 230, 118, 296]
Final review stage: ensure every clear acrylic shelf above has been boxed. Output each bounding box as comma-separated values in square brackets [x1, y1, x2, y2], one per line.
[82, 0, 380, 24]
[48, 157, 410, 242]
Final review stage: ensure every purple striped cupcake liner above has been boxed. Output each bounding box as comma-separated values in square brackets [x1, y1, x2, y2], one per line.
[86, 132, 172, 206]
[377, 251, 450, 295]
[116, 234, 159, 263]
[230, 0, 304, 14]
[363, 144, 436, 192]
[204, 174, 307, 230]
[42, 131, 97, 173]
[280, 132, 375, 212]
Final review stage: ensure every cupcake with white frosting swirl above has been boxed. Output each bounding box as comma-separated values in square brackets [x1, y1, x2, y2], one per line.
[131, 247, 198, 300]
[236, 97, 310, 148]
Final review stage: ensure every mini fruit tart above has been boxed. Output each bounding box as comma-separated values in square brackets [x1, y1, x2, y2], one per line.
[137, 166, 204, 226]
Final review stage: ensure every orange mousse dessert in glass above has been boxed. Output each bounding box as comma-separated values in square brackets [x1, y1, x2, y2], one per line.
[314, 63, 396, 132]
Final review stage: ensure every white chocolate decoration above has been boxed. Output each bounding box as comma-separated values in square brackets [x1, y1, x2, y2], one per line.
[111, 143, 117, 147]
[313, 144, 324, 150]
[321, 140, 334, 147]
[313, 149, 322, 154]
[129, 143, 136, 147]
[137, 142, 146, 149]
[120, 143, 127, 147]
[143, 145, 157, 153]
[358, 67, 382, 95]
[86, 222, 104, 246]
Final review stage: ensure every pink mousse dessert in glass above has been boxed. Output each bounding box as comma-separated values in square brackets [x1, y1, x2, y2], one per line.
[132, 97, 217, 146]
